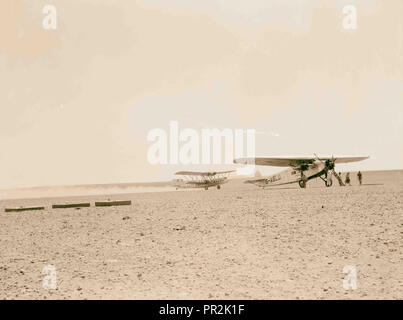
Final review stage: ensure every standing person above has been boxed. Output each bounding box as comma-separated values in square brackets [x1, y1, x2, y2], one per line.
[345, 172, 351, 186]
[357, 171, 362, 186]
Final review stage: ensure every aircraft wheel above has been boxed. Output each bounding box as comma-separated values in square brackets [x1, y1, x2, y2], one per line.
[298, 180, 306, 188]
[205, 187, 208, 190]
[325, 179, 333, 187]
[217, 185, 221, 190]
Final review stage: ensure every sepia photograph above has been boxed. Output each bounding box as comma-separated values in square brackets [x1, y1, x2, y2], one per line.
[0, 0, 402, 308]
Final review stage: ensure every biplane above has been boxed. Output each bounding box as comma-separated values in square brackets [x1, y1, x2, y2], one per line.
[234, 155, 369, 188]
[172, 170, 234, 190]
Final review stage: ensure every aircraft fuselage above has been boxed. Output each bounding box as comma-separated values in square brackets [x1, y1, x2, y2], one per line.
[254, 161, 328, 187]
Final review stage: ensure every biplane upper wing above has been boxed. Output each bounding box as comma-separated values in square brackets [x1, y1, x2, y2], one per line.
[175, 170, 235, 176]
[234, 156, 369, 167]
[244, 178, 267, 184]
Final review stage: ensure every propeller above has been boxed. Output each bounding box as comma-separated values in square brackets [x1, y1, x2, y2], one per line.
[313, 153, 326, 167]
[314, 153, 336, 171]
[313, 153, 344, 186]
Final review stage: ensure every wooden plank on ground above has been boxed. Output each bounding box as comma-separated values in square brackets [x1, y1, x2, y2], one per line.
[5, 206, 45, 212]
[95, 200, 131, 207]
[52, 203, 90, 209]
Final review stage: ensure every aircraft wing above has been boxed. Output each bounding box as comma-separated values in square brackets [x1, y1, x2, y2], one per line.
[175, 170, 235, 176]
[331, 156, 370, 163]
[234, 157, 315, 167]
[234, 156, 369, 167]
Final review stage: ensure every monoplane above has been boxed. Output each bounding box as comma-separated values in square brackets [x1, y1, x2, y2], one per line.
[234, 155, 369, 188]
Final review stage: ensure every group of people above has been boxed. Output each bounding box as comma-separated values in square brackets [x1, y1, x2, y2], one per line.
[339, 171, 363, 186]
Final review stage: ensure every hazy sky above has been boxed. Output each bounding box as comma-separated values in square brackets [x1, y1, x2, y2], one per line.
[1, 0, 402, 189]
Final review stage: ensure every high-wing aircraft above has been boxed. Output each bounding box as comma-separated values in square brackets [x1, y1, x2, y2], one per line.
[234, 155, 369, 188]
[173, 170, 234, 190]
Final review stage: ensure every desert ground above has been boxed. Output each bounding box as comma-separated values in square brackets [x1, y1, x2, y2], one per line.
[0, 170, 402, 299]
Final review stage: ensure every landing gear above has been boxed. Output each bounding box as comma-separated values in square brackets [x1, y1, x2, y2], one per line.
[217, 185, 221, 190]
[204, 187, 208, 190]
[299, 172, 307, 188]
[319, 171, 333, 187]
[298, 180, 306, 188]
